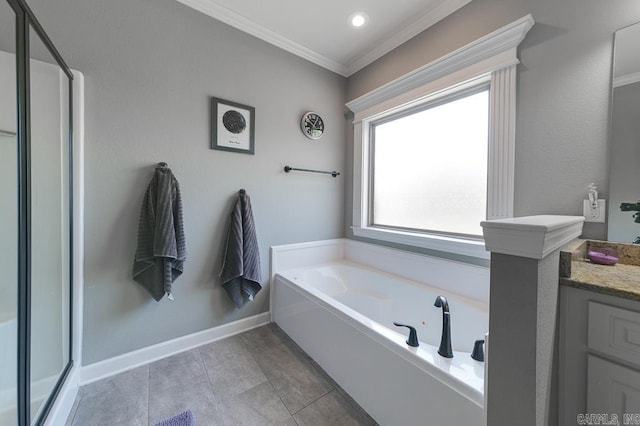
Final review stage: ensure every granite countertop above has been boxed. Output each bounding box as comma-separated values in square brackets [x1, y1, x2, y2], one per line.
[559, 240, 640, 301]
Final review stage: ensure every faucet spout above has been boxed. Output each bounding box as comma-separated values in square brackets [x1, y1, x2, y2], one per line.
[620, 201, 640, 211]
[434, 296, 453, 358]
[620, 202, 640, 223]
[434, 295, 449, 312]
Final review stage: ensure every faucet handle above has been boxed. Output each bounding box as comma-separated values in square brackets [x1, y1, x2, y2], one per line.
[393, 322, 419, 347]
[471, 339, 485, 362]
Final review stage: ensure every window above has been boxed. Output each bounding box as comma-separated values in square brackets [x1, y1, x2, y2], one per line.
[346, 15, 534, 259]
[371, 86, 489, 237]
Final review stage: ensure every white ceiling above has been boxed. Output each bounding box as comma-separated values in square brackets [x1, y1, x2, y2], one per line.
[176, 0, 472, 77]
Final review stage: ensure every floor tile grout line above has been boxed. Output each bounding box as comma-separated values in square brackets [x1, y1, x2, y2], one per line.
[196, 345, 220, 407]
[240, 330, 321, 423]
[334, 387, 373, 422]
[194, 347, 221, 420]
[241, 329, 337, 418]
[194, 347, 211, 390]
[335, 388, 377, 425]
[70, 325, 374, 425]
[269, 325, 376, 424]
[289, 387, 334, 417]
[299, 348, 375, 423]
[241, 335, 295, 419]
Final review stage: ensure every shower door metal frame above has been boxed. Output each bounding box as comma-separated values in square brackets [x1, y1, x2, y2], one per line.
[5, 0, 74, 424]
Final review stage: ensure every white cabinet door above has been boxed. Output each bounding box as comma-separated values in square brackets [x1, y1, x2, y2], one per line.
[588, 355, 640, 418]
[589, 302, 640, 368]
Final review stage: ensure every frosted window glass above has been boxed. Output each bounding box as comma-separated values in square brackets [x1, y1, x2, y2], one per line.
[372, 89, 489, 237]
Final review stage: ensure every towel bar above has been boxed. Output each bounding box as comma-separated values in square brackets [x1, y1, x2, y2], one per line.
[284, 166, 340, 178]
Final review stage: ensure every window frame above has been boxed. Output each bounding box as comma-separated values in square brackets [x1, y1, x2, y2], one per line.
[368, 83, 491, 238]
[346, 15, 534, 260]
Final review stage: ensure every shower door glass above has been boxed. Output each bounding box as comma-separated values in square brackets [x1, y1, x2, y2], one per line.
[0, 2, 17, 424]
[28, 24, 71, 423]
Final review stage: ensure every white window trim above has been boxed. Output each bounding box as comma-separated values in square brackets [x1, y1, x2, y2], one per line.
[346, 15, 534, 260]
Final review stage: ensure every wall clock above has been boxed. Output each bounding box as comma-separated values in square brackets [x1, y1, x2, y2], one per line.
[300, 111, 325, 140]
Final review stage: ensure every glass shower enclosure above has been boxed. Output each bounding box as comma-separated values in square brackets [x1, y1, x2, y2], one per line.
[1, 0, 75, 424]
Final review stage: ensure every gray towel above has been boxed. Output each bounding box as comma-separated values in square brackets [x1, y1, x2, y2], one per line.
[132, 163, 186, 301]
[220, 189, 262, 308]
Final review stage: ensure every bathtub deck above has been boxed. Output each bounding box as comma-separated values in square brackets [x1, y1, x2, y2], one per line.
[66, 324, 376, 425]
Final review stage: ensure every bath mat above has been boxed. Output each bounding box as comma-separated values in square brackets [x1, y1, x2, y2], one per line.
[153, 409, 196, 426]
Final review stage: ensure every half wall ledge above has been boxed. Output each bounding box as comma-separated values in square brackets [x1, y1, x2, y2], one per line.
[481, 215, 585, 259]
[481, 214, 585, 426]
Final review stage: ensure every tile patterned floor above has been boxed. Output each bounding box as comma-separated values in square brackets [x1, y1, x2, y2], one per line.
[66, 324, 377, 425]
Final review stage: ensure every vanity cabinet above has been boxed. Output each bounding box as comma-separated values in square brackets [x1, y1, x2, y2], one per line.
[560, 286, 640, 425]
[588, 355, 640, 416]
[587, 302, 640, 415]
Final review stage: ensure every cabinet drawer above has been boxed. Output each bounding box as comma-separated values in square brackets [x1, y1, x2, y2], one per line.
[588, 301, 640, 367]
[588, 355, 640, 416]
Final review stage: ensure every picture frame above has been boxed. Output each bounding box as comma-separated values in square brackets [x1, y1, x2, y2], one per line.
[210, 96, 255, 155]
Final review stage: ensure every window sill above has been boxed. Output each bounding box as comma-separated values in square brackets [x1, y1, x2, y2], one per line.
[351, 226, 490, 260]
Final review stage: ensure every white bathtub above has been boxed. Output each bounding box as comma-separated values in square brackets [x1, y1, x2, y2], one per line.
[271, 239, 489, 425]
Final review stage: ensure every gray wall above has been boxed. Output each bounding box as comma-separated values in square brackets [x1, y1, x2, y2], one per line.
[487, 250, 562, 426]
[26, 0, 640, 363]
[346, 0, 640, 251]
[608, 82, 640, 242]
[28, 0, 346, 364]
[486, 254, 538, 424]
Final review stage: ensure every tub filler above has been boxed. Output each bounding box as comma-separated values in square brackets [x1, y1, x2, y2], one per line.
[271, 239, 489, 425]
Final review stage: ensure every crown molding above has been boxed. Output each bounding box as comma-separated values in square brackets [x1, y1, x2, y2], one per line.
[613, 71, 640, 88]
[344, 0, 472, 76]
[346, 14, 534, 114]
[177, 0, 479, 77]
[176, 0, 348, 75]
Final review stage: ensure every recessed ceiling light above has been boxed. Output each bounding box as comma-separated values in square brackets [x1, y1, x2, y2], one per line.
[349, 12, 368, 28]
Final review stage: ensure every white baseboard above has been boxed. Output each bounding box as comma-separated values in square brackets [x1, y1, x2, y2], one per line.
[80, 312, 271, 385]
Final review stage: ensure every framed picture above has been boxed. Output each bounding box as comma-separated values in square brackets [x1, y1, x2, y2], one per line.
[210, 97, 255, 155]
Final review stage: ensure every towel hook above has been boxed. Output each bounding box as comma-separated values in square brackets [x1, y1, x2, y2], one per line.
[157, 162, 168, 167]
